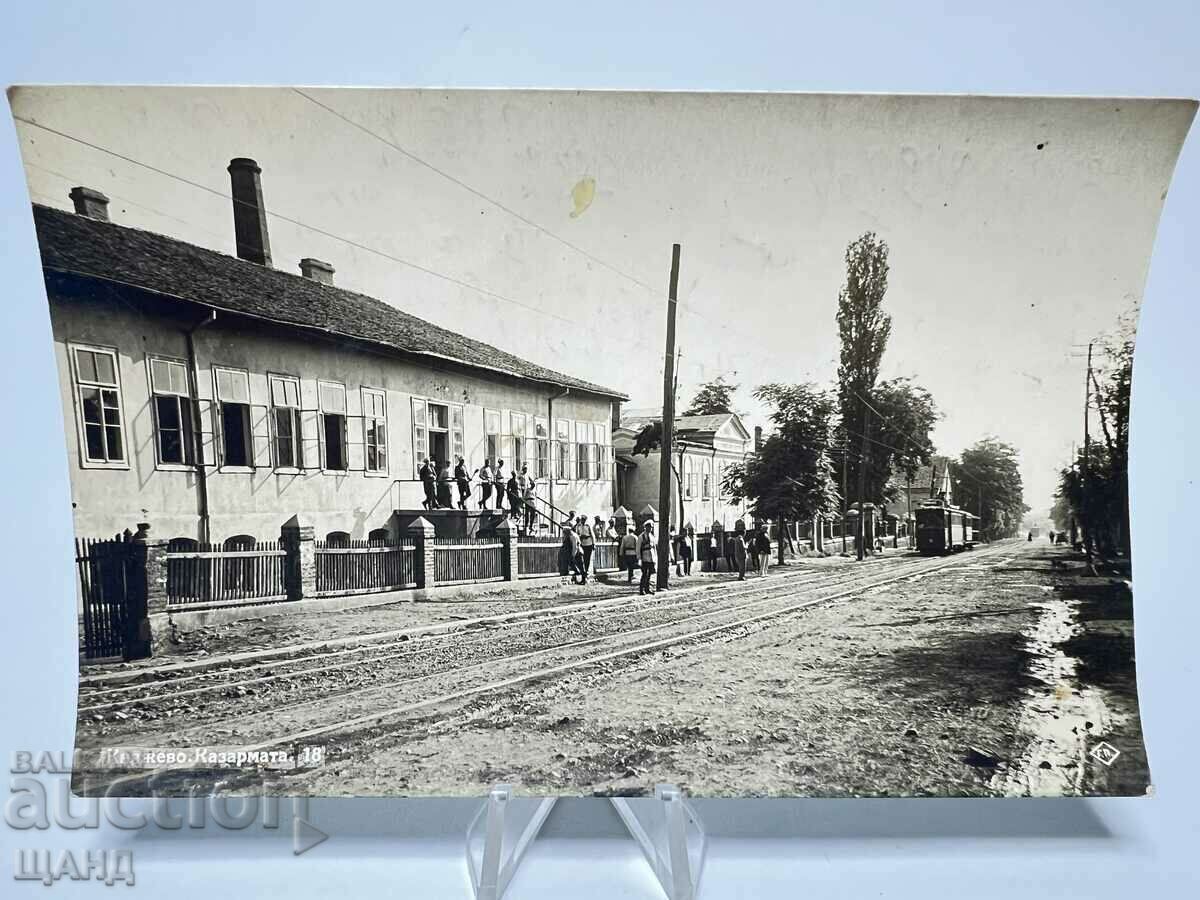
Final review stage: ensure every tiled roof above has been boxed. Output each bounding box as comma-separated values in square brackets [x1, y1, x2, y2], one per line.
[32, 204, 627, 400]
[619, 411, 737, 434]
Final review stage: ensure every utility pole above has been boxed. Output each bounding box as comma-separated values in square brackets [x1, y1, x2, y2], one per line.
[905, 474, 912, 549]
[657, 244, 681, 590]
[856, 401, 870, 561]
[1082, 341, 1096, 571]
[840, 443, 848, 554]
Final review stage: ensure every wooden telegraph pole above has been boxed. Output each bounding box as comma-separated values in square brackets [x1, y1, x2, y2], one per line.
[1082, 341, 1096, 571]
[840, 444, 848, 555]
[856, 401, 870, 561]
[657, 244, 682, 590]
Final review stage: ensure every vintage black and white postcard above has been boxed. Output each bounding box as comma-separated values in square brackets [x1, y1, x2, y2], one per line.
[8, 87, 1194, 797]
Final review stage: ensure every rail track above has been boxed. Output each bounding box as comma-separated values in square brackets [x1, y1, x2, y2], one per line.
[76, 557, 886, 713]
[82, 542, 1016, 793]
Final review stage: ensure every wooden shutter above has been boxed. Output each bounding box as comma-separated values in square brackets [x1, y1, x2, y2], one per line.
[412, 397, 427, 477]
[347, 414, 366, 471]
[450, 404, 464, 462]
[250, 403, 272, 468]
[299, 408, 321, 469]
[197, 398, 218, 466]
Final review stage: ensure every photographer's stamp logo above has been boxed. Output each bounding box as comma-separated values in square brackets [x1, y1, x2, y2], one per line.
[1090, 741, 1121, 766]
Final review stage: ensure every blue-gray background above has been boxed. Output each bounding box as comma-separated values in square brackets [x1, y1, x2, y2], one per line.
[0, 2, 1196, 897]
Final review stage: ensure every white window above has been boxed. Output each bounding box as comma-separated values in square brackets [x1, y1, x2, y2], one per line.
[511, 412, 527, 470]
[683, 455, 695, 499]
[268, 374, 302, 469]
[318, 381, 348, 471]
[412, 398, 462, 474]
[534, 416, 550, 479]
[214, 366, 252, 468]
[555, 418, 572, 481]
[485, 408, 502, 465]
[149, 356, 193, 467]
[576, 422, 594, 481]
[701, 458, 712, 500]
[362, 388, 388, 474]
[72, 344, 126, 467]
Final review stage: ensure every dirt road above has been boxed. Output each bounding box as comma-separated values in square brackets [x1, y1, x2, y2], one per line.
[77, 540, 1147, 798]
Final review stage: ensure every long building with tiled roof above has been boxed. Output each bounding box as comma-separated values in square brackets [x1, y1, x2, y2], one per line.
[33, 159, 623, 543]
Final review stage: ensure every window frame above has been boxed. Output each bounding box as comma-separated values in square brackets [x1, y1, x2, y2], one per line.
[212, 365, 254, 471]
[267, 372, 303, 472]
[70, 342, 129, 470]
[361, 386, 389, 476]
[555, 418, 573, 482]
[534, 416, 550, 480]
[146, 354, 195, 471]
[510, 411, 527, 471]
[317, 379, 349, 473]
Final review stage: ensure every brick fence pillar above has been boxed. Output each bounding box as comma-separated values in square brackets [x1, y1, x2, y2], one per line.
[281, 515, 316, 602]
[127, 522, 167, 660]
[407, 516, 437, 591]
[495, 517, 518, 581]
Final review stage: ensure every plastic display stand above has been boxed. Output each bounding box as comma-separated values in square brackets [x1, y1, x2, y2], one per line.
[611, 784, 707, 900]
[466, 784, 557, 900]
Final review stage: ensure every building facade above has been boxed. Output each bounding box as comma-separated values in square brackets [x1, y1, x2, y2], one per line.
[35, 163, 625, 546]
[613, 411, 754, 531]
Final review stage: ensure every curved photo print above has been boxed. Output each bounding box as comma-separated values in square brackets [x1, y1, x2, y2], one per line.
[8, 87, 1193, 798]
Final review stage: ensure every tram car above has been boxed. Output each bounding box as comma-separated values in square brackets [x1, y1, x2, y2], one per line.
[915, 499, 977, 554]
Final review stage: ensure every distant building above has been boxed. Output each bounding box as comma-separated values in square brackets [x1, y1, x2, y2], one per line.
[889, 455, 955, 515]
[34, 160, 626, 544]
[613, 410, 754, 530]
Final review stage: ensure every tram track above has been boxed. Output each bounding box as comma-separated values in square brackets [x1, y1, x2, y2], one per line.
[83, 542, 1016, 793]
[76, 556, 899, 711]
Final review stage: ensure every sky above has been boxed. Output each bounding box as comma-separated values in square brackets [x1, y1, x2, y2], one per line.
[9, 87, 1194, 516]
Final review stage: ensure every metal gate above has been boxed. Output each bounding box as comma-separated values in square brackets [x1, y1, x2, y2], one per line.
[75, 535, 134, 660]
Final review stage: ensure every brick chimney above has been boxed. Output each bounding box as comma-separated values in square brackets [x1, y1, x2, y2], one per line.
[754, 425, 763, 452]
[69, 187, 110, 221]
[227, 158, 272, 266]
[299, 258, 334, 285]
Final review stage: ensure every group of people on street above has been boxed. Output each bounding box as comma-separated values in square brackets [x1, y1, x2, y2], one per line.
[418, 456, 540, 531]
[613, 520, 773, 595]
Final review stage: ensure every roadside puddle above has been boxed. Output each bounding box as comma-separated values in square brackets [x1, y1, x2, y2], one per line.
[998, 596, 1110, 796]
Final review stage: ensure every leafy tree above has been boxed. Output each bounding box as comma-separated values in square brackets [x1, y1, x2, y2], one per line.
[722, 383, 840, 563]
[1053, 323, 1134, 558]
[951, 438, 1029, 540]
[683, 375, 740, 416]
[835, 232, 893, 504]
[862, 377, 939, 503]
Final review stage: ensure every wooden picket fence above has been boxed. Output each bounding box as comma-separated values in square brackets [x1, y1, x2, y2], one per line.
[315, 539, 415, 596]
[165, 540, 287, 607]
[517, 536, 561, 578]
[76, 535, 133, 659]
[432, 536, 504, 585]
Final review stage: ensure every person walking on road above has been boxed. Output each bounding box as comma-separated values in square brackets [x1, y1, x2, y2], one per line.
[754, 528, 771, 577]
[620, 525, 640, 583]
[577, 514, 595, 582]
[679, 526, 694, 576]
[731, 529, 748, 581]
[638, 521, 658, 595]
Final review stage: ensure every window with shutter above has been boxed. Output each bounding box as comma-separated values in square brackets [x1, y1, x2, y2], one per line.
[411, 397, 428, 476]
[72, 344, 127, 468]
[213, 366, 252, 468]
[148, 356, 194, 467]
